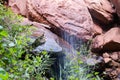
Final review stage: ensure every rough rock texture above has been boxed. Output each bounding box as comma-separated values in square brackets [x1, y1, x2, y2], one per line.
[111, 0, 120, 18]
[30, 0, 95, 40]
[9, 0, 95, 40]
[34, 38, 62, 53]
[92, 27, 120, 79]
[102, 52, 120, 80]
[93, 23, 103, 37]
[92, 27, 120, 53]
[8, 0, 28, 16]
[84, 0, 115, 25]
[21, 18, 62, 54]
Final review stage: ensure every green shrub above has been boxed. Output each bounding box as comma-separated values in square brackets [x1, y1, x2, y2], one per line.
[60, 54, 102, 80]
[59, 43, 103, 80]
[0, 3, 54, 80]
[0, 68, 9, 80]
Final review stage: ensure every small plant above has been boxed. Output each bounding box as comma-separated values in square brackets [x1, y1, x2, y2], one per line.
[0, 68, 9, 80]
[58, 43, 103, 80]
[0, 3, 54, 80]
[60, 53, 102, 80]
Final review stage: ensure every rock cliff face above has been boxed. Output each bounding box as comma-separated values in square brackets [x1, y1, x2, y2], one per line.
[111, 0, 120, 18]
[84, 0, 116, 25]
[8, 0, 120, 79]
[92, 27, 120, 53]
[9, 0, 28, 16]
[9, 0, 94, 40]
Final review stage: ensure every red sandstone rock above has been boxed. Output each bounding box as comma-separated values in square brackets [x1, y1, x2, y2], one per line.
[118, 52, 120, 61]
[93, 23, 103, 37]
[91, 27, 120, 53]
[110, 52, 119, 61]
[104, 58, 112, 63]
[110, 70, 118, 79]
[30, 0, 94, 40]
[105, 61, 120, 80]
[103, 53, 110, 58]
[116, 68, 120, 73]
[8, 0, 28, 16]
[9, 0, 95, 40]
[111, 0, 120, 18]
[110, 60, 120, 67]
[84, 0, 115, 24]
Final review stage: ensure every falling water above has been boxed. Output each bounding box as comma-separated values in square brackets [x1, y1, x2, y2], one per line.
[59, 29, 84, 58]
[52, 28, 88, 80]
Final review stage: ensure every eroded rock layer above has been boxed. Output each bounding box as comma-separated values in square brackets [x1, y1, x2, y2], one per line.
[9, 0, 95, 40]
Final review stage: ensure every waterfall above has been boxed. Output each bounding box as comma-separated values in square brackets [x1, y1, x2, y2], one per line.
[59, 29, 84, 58]
[52, 29, 88, 80]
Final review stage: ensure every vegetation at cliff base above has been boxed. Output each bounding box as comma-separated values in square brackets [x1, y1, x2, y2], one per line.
[0, 3, 54, 80]
[0, 3, 103, 80]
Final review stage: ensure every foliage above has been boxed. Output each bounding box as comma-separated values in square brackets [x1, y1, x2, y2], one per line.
[0, 3, 54, 80]
[0, 0, 4, 4]
[0, 3, 103, 80]
[59, 43, 103, 80]
[0, 68, 8, 80]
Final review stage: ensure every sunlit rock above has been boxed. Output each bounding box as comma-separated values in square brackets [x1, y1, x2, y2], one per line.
[9, 0, 94, 40]
[9, 0, 28, 16]
[84, 0, 115, 24]
[92, 27, 120, 53]
[111, 0, 120, 18]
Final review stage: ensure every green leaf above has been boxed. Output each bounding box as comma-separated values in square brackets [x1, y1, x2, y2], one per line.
[2, 43, 7, 47]
[0, 31, 8, 37]
[0, 68, 5, 74]
[0, 25, 3, 30]
[94, 72, 99, 75]
[8, 42, 15, 47]
[0, 68, 9, 80]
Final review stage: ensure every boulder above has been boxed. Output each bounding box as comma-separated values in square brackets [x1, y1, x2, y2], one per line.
[27, 0, 94, 40]
[21, 18, 62, 54]
[84, 0, 115, 24]
[103, 51, 120, 80]
[91, 27, 120, 53]
[8, 0, 28, 16]
[31, 34, 46, 48]
[104, 58, 112, 63]
[111, 0, 120, 18]
[33, 27, 63, 54]
[110, 52, 119, 61]
[9, 0, 95, 40]
[103, 52, 110, 58]
[34, 38, 62, 53]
